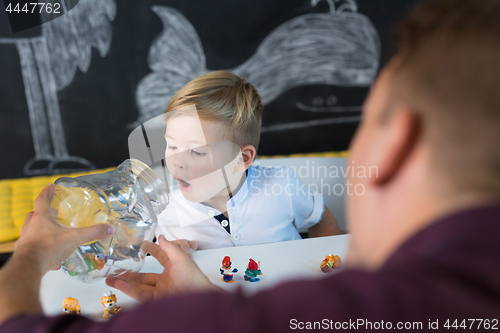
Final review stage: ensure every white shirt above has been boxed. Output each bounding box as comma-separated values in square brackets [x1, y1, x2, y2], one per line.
[155, 165, 325, 250]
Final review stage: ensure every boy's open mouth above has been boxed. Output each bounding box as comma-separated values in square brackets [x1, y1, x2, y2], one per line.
[175, 177, 191, 192]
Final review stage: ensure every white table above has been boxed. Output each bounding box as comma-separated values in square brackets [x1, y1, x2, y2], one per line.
[40, 235, 350, 319]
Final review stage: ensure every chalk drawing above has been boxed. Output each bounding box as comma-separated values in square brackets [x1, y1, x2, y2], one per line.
[311, 0, 358, 13]
[296, 102, 362, 113]
[260, 115, 362, 133]
[134, 6, 206, 128]
[0, 0, 116, 175]
[133, 0, 379, 132]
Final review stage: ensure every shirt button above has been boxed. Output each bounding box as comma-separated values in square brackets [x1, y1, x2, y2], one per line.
[221, 220, 229, 227]
[233, 233, 240, 241]
[208, 210, 215, 217]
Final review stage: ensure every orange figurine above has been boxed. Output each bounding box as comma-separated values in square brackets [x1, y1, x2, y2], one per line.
[101, 291, 121, 319]
[320, 254, 341, 273]
[62, 297, 81, 315]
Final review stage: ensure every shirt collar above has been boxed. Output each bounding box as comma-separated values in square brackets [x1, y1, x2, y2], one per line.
[226, 167, 253, 210]
[178, 167, 254, 214]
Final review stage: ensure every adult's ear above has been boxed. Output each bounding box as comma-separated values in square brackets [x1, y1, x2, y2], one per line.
[372, 108, 421, 185]
[235, 145, 256, 172]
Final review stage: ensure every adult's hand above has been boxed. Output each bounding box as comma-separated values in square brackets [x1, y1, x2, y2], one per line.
[169, 239, 198, 258]
[105, 235, 222, 302]
[14, 183, 115, 275]
[0, 184, 115, 326]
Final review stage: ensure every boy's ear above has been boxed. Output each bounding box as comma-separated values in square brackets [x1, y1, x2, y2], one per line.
[235, 145, 256, 172]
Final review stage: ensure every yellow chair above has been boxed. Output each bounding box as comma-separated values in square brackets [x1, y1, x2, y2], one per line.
[0, 168, 114, 247]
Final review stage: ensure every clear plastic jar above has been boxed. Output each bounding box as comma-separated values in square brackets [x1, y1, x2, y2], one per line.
[50, 159, 168, 283]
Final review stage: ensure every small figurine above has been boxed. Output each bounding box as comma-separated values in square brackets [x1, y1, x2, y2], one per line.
[87, 253, 106, 270]
[64, 250, 107, 277]
[320, 254, 342, 273]
[62, 297, 81, 315]
[220, 256, 238, 283]
[244, 259, 262, 282]
[101, 291, 121, 319]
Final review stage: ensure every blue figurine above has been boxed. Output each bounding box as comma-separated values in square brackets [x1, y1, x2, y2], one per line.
[220, 256, 238, 283]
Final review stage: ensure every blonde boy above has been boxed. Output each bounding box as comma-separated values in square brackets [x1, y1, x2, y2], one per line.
[156, 71, 340, 251]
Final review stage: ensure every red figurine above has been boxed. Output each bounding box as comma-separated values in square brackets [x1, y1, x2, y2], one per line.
[220, 256, 238, 283]
[244, 259, 262, 282]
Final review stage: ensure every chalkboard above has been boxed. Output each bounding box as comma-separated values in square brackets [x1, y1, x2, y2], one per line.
[0, 0, 418, 179]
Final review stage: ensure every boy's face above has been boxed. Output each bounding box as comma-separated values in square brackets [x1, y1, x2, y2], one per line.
[165, 114, 243, 203]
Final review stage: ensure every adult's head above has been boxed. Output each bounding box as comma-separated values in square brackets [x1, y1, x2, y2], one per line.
[347, 0, 500, 269]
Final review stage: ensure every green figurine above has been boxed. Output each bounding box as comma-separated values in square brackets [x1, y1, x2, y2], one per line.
[244, 259, 262, 282]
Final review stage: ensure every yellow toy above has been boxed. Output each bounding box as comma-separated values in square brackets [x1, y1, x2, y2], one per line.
[320, 254, 341, 273]
[101, 291, 121, 319]
[87, 253, 106, 270]
[62, 297, 81, 315]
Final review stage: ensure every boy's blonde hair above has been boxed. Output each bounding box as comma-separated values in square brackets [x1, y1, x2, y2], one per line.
[164, 71, 263, 151]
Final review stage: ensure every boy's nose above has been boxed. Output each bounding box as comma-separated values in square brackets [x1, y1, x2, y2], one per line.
[172, 152, 187, 169]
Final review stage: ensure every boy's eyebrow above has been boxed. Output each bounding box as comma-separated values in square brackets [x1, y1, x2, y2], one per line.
[165, 134, 207, 146]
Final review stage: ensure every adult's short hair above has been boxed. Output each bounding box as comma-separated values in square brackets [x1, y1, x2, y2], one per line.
[391, 0, 500, 193]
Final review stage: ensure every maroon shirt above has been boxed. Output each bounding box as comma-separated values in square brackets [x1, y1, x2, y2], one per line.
[2, 205, 500, 332]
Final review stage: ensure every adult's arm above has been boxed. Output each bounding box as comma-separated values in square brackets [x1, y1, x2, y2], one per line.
[0, 184, 114, 326]
[2, 217, 496, 333]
